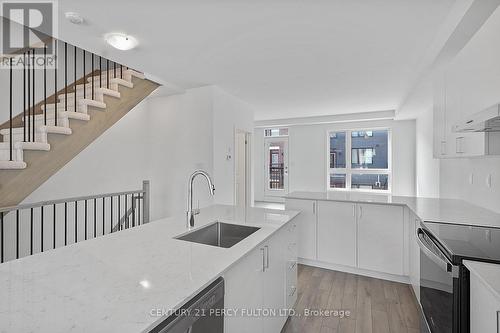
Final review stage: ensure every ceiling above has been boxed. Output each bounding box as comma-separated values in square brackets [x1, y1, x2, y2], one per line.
[56, 0, 455, 120]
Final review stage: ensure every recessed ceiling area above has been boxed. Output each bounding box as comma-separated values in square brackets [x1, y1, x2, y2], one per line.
[57, 0, 455, 120]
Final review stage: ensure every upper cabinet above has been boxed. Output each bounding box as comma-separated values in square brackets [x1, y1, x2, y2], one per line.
[433, 69, 500, 158]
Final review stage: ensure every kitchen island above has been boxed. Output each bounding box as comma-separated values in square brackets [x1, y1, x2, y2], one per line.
[0, 205, 299, 333]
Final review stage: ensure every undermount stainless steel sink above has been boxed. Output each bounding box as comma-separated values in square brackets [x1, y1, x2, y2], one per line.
[175, 222, 260, 248]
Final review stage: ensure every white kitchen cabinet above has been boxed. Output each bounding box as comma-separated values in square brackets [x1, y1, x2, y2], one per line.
[224, 244, 264, 333]
[470, 271, 500, 333]
[433, 69, 500, 158]
[224, 220, 298, 333]
[317, 201, 356, 267]
[284, 220, 298, 309]
[357, 204, 404, 276]
[409, 212, 420, 301]
[285, 198, 316, 260]
[262, 231, 287, 333]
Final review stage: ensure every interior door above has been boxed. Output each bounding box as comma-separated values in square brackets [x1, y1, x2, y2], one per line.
[264, 138, 289, 198]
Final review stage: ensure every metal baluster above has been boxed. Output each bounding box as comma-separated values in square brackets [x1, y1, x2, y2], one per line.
[102, 197, 105, 235]
[32, 49, 35, 141]
[74, 45, 77, 112]
[54, 40, 58, 126]
[94, 198, 97, 238]
[120, 64, 123, 79]
[9, 57, 12, 160]
[132, 194, 135, 227]
[110, 196, 113, 233]
[125, 194, 128, 229]
[113, 61, 116, 78]
[0, 212, 3, 263]
[74, 201, 78, 242]
[27, 50, 30, 141]
[99, 56, 102, 88]
[41, 206, 44, 252]
[53, 204, 56, 249]
[84, 200, 87, 240]
[64, 42, 67, 111]
[44, 44, 47, 125]
[118, 195, 121, 231]
[83, 49, 86, 99]
[64, 202, 67, 245]
[16, 210, 20, 259]
[138, 194, 141, 225]
[30, 208, 33, 255]
[23, 52, 26, 141]
[106, 59, 109, 89]
[91, 53, 94, 99]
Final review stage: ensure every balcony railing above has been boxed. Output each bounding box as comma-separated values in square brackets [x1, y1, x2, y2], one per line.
[269, 163, 284, 189]
[0, 181, 150, 264]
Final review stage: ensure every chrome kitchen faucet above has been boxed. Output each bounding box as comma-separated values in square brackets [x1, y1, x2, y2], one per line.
[186, 170, 215, 229]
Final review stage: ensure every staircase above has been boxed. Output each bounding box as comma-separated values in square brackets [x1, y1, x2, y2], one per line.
[0, 40, 160, 207]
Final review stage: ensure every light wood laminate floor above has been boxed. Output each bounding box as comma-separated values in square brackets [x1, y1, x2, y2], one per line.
[281, 265, 421, 333]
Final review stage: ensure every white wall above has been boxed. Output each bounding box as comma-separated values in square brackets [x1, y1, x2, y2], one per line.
[24, 85, 254, 221]
[416, 108, 440, 197]
[436, 5, 500, 213]
[212, 86, 255, 205]
[254, 118, 416, 200]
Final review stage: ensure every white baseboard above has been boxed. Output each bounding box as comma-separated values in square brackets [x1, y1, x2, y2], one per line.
[298, 258, 410, 284]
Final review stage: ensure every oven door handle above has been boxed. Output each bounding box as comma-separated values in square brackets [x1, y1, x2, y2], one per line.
[416, 228, 454, 274]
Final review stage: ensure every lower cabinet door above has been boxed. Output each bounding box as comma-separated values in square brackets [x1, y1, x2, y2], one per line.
[317, 201, 356, 267]
[285, 199, 316, 260]
[224, 247, 264, 333]
[262, 232, 287, 333]
[357, 204, 404, 275]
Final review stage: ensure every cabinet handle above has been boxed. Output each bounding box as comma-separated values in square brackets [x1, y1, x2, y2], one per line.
[261, 248, 265, 272]
[352, 204, 356, 217]
[359, 205, 363, 219]
[312, 202, 316, 214]
[264, 245, 269, 269]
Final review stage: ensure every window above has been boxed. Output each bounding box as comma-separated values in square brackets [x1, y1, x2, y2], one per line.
[328, 129, 390, 192]
[265, 128, 288, 137]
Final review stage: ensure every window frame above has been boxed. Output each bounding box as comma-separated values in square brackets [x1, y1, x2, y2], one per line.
[326, 127, 392, 193]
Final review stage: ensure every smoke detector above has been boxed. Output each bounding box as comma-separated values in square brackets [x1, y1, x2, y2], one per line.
[65, 12, 84, 25]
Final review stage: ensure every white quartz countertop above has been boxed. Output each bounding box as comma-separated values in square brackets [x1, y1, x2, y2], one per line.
[464, 260, 500, 301]
[0, 205, 299, 333]
[285, 191, 500, 228]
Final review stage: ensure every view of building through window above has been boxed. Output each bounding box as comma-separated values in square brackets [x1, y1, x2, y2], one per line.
[329, 129, 390, 191]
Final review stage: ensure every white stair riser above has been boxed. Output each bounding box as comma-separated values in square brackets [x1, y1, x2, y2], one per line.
[2, 131, 48, 144]
[87, 78, 133, 89]
[42, 104, 86, 113]
[23, 116, 70, 128]
[0, 147, 23, 162]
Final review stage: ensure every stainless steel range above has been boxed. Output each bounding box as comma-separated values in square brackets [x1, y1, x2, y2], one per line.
[418, 222, 500, 333]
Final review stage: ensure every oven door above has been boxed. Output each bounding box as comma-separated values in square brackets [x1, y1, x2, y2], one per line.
[417, 228, 458, 333]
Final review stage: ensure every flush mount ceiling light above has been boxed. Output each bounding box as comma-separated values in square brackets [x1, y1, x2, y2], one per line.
[104, 33, 138, 51]
[65, 12, 84, 25]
